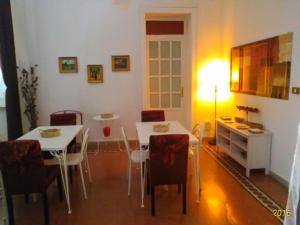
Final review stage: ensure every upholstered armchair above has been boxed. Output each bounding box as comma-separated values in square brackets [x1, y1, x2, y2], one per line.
[0, 140, 62, 225]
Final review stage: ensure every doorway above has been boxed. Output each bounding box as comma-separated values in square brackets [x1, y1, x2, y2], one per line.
[144, 15, 192, 128]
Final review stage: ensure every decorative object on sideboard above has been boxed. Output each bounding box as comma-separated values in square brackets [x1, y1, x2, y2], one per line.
[236, 105, 264, 129]
[236, 105, 259, 122]
[19, 65, 38, 130]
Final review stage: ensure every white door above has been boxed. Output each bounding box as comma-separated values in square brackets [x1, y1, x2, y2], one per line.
[146, 35, 188, 127]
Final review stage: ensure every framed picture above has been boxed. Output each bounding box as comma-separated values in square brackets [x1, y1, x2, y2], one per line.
[87, 65, 103, 83]
[58, 57, 78, 73]
[111, 55, 130, 71]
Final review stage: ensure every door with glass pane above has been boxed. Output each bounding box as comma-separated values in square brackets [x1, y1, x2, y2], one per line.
[147, 36, 187, 126]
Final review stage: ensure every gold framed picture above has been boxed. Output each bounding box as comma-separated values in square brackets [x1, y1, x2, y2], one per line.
[87, 65, 103, 83]
[111, 55, 130, 72]
[58, 57, 78, 73]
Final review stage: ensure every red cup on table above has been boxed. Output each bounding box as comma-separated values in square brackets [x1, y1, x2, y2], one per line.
[103, 126, 111, 137]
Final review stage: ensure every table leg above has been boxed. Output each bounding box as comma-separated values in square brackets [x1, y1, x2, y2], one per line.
[140, 149, 145, 208]
[195, 143, 201, 203]
[56, 149, 72, 214]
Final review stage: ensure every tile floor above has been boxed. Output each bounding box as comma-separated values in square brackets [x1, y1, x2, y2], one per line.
[0, 142, 285, 225]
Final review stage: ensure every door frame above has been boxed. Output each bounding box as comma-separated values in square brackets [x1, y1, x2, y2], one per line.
[138, 6, 198, 130]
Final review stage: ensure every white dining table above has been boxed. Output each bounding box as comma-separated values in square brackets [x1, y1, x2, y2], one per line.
[135, 121, 201, 208]
[18, 125, 83, 214]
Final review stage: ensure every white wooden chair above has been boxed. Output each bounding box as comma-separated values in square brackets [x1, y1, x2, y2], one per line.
[121, 127, 148, 196]
[45, 128, 92, 199]
[189, 123, 205, 175]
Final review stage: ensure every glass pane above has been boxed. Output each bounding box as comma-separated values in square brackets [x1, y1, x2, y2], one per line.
[161, 94, 170, 108]
[172, 60, 181, 75]
[150, 94, 159, 108]
[172, 77, 181, 92]
[160, 60, 170, 75]
[149, 60, 159, 76]
[149, 41, 158, 58]
[150, 77, 159, 92]
[172, 41, 181, 58]
[161, 77, 170, 92]
[172, 94, 181, 108]
[160, 41, 170, 58]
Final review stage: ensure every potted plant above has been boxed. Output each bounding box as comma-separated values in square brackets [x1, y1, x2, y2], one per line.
[19, 65, 38, 130]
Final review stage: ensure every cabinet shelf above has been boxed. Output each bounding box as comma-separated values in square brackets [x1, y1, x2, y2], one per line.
[231, 140, 247, 151]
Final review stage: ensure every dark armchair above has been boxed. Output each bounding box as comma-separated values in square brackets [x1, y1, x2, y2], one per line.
[148, 134, 189, 216]
[0, 140, 62, 225]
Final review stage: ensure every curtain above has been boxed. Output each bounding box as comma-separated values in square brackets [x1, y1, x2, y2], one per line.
[0, 0, 23, 139]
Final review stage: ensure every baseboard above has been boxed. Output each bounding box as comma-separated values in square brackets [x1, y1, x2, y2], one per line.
[269, 171, 289, 187]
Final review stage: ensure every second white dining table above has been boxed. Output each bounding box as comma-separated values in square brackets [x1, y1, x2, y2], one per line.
[136, 121, 201, 208]
[18, 125, 83, 214]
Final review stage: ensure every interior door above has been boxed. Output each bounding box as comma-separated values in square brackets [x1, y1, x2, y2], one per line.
[146, 35, 187, 127]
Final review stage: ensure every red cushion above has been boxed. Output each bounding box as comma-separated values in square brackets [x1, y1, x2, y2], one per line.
[50, 113, 76, 125]
[141, 110, 165, 122]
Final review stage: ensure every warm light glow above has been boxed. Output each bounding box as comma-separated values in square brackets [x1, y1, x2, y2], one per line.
[197, 59, 231, 102]
[232, 71, 239, 82]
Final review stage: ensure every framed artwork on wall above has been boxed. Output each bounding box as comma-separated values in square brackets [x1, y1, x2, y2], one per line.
[58, 57, 78, 73]
[230, 32, 293, 100]
[111, 55, 130, 72]
[87, 65, 103, 83]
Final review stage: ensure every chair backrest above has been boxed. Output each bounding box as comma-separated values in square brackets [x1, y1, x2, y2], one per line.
[149, 134, 189, 186]
[50, 110, 83, 125]
[121, 127, 131, 159]
[0, 140, 46, 194]
[80, 128, 89, 156]
[141, 110, 165, 122]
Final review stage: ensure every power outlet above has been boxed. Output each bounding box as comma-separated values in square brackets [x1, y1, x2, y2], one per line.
[292, 87, 300, 94]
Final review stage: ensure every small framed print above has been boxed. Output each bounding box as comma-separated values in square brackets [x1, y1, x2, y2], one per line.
[58, 57, 78, 73]
[87, 65, 103, 83]
[111, 55, 130, 72]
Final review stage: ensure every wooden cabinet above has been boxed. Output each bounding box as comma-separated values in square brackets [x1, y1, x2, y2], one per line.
[216, 119, 272, 177]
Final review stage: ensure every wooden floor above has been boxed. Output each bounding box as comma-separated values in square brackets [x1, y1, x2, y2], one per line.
[2, 143, 284, 225]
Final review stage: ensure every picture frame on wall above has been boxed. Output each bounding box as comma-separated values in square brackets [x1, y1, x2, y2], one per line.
[58, 57, 78, 73]
[87, 65, 103, 83]
[111, 55, 130, 72]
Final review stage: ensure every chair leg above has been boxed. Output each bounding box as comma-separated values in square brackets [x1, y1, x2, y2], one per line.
[183, 183, 186, 214]
[42, 192, 49, 225]
[24, 194, 30, 204]
[146, 171, 150, 195]
[178, 184, 181, 194]
[79, 163, 87, 199]
[57, 175, 63, 201]
[69, 166, 73, 184]
[85, 154, 92, 182]
[6, 194, 14, 225]
[127, 161, 132, 196]
[151, 186, 155, 216]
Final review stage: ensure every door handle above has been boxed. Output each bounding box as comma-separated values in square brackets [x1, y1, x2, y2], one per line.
[181, 87, 184, 97]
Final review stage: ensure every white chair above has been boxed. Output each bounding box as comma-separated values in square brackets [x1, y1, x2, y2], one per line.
[121, 127, 148, 196]
[189, 123, 205, 174]
[44, 128, 92, 199]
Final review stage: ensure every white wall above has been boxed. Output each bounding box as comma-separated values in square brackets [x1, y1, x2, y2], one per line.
[221, 0, 300, 181]
[11, 0, 201, 141]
